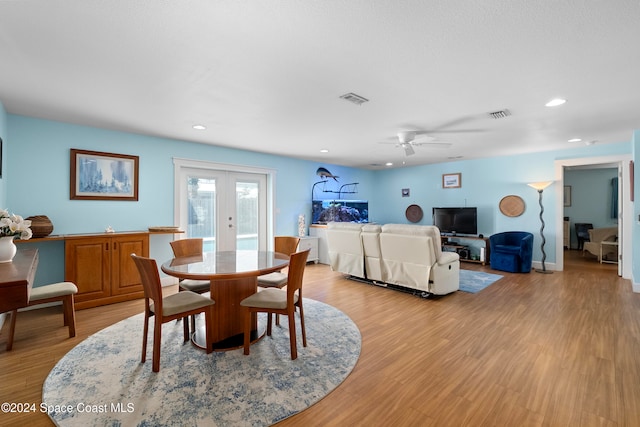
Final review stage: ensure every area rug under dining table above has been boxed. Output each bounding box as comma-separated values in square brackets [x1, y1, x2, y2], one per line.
[43, 298, 361, 426]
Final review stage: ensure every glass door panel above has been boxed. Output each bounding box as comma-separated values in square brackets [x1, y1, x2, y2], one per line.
[179, 167, 267, 252]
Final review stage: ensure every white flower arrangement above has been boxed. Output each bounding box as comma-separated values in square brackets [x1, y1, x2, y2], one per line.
[0, 208, 33, 240]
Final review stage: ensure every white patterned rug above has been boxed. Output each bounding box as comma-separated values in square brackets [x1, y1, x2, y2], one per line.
[43, 298, 361, 426]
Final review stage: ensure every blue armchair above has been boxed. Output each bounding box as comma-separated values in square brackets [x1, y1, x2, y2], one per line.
[489, 231, 534, 273]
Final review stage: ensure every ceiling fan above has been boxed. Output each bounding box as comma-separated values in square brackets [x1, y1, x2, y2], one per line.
[380, 131, 452, 156]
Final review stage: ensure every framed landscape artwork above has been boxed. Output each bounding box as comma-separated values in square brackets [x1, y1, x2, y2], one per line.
[442, 173, 461, 189]
[70, 149, 139, 201]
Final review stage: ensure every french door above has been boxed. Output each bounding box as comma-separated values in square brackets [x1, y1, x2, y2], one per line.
[175, 161, 271, 252]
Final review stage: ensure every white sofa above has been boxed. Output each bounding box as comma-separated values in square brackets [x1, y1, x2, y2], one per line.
[326, 222, 365, 278]
[326, 222, 460, 295]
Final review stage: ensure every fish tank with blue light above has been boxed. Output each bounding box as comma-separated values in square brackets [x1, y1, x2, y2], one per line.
[312, 200, 369, 224]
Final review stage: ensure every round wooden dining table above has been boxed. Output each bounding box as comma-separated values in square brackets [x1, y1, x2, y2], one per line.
[161, 250, 289, 351]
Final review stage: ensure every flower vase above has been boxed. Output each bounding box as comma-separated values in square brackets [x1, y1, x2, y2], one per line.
[0, 236, 17, 263]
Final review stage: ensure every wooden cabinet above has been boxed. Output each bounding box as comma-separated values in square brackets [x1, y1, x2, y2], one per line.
[65, 232, 149, 309]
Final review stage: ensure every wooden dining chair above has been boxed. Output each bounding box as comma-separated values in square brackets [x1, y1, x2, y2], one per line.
[5, 281, 78, 351]
[169, 238, 211, 334]
[240, 249, 310, 360]
[257, 236, 300, 288]
[169, 238, 211, 293]
[257, 236, 300, 326]
[131, 254, 215, 372]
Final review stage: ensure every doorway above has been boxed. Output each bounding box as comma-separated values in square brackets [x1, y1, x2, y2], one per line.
[554, 154, 631, 279]
[173, 159, 275, 252]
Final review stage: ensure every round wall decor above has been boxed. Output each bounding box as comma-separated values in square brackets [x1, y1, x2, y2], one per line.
[499, 195, 525, 217]
[405, 204, 423, 223]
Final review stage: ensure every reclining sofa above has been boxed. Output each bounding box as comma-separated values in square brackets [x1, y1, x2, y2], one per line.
[326, 222, 460, 295]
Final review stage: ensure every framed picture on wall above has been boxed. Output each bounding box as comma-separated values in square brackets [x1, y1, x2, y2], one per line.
[442, 173, 461, 188]
[564, 185, 571, 207]
[70, 149, 139, 200]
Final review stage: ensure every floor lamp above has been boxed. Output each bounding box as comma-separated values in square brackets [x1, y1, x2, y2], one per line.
[528, 181, 553, 274]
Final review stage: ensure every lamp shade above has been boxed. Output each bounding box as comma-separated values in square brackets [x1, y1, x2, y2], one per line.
[527, 181, 553, 191]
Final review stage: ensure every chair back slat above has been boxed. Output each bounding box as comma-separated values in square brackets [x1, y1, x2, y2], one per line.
[275, 236, 300, 257]
[131, 254, 164, 309]
[170, 238, 204, 257]
[286, 249, 310, 302]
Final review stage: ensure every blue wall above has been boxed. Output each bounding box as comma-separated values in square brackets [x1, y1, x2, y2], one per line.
[564, 168, 618, 248]
[0, 101, 6, 208]
[368, 143, 630, 266]
[3, 113, 638, 287]
[6, 115, 375, 284]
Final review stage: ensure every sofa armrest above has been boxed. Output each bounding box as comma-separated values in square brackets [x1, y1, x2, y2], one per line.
[438, 251, 460, 266]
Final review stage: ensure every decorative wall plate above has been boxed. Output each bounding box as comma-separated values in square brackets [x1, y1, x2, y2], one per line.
[499, 195, 525, 217]
[405, 204, 423, 223]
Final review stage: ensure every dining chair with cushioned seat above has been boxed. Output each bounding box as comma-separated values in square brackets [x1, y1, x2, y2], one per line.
[6, 281, 78, 351]
[169, 238, 211, 335]
[257, 236, 300, 326]
[241, 249, 310, 360]
[131, 254, 215, 372]
[257, 236, 300, 289]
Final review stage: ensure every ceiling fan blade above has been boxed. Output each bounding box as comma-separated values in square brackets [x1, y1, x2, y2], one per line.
[403, 143, 415, 156]
[411, 141, 452, 148]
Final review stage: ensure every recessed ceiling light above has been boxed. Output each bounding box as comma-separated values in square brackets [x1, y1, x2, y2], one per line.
[545, 98, 566, 107]
[385, 162, 393, 167]
[192, 124, 206, 130]
[320, 149, 329, 153]
[568, 138, 582, 143]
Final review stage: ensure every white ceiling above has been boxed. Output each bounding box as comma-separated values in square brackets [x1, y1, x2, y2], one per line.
[1, 1, 639, 169]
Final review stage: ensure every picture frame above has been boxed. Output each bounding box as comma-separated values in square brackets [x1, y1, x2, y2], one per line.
[564, 185, 572, 207]
[70, 149, 139, 201]
[442, 173, 461, 189]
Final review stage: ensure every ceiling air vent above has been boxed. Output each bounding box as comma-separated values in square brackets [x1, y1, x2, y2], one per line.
[340, 92, 369, 105]
[488, 109, 511, 119]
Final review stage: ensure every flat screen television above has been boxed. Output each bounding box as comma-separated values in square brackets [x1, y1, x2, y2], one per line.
[432, 207, 477, 236]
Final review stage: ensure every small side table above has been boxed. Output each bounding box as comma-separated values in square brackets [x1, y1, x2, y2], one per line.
[297, 236, 319, 264]
[600, 241, 618, 264]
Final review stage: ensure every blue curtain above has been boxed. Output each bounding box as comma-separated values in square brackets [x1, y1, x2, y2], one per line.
[611, 177, 618, 219]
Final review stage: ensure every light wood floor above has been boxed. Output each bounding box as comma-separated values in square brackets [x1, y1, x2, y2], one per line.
[1, 250, 637, 426]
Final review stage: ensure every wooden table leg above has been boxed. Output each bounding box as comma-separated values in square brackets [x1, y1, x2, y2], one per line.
[192, 276, 262, 351]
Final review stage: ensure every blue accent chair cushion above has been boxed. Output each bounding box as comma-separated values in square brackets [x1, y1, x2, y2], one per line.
[489, 231, 534, 273]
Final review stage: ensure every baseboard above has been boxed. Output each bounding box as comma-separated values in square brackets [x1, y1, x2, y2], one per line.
[161, 276, 179, 287]
[531, 261, 557, 271]
[632, 281, 640, 293]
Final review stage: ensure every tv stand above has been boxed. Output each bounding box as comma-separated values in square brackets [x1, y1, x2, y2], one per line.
[441, 234, 490, 265]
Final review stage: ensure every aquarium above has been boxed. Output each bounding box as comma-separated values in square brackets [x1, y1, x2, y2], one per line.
[312, 200, 369, 224]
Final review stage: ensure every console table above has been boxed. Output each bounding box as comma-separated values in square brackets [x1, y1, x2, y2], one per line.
[0, 249, 38, 313]
[441, 235, 490, 265]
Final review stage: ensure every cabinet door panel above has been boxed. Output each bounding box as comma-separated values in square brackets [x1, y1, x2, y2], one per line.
[65, 239, 110, 301]
[111, 235, 148, 296]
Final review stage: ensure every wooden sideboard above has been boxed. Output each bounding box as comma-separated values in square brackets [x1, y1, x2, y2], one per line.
[64, 232, 149, 309]
[18, 230, 180, 309]
[0, 249, 39, 313]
